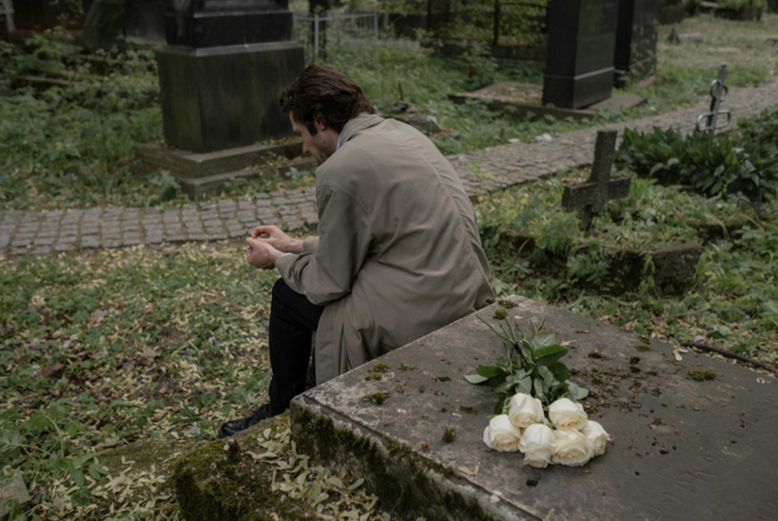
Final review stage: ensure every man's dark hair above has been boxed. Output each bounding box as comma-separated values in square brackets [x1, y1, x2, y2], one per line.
[280, 65, 374, 135]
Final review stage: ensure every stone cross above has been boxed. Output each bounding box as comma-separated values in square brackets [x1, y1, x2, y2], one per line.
[696, 63, 731, 135]
[562, 130, 631, 230]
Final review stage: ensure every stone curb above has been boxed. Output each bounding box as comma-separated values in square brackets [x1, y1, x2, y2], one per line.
[1, 79, 776, 258]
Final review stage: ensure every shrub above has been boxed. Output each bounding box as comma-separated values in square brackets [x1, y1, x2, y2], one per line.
[615, 109, 778, 203]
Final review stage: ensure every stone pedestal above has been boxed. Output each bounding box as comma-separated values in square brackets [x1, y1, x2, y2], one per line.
[165, 5, 292, 47]
[614, 0, 659, 87]
[156, 41, 304, 152]
[542, 0, 619, 109]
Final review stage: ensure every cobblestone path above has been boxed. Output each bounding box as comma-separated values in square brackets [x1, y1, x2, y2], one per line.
[2, 78, 776, 257]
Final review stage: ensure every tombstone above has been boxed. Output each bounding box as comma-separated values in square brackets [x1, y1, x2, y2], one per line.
[124, 0, 166, 43]
[614, 0, 660, 87]
[542, 0, 619, 109]
[562, 130, 631, 230]
[155, 0, 304, 152]
[83, 0, 166, 49]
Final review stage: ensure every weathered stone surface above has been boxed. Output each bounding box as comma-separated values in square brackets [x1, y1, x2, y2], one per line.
[165, 0, 292, 48]
[614, 0, 659, 86]
[170, 413, 319, 521]
[156, 41, 304, 152]
[561, 130, 630, 230]
[0, 476, 30, 518]
[543, 0, 619, 109]
[652, 241, 703, 295]
[291, 296, 778, 521]
[134, 139, 304, 178]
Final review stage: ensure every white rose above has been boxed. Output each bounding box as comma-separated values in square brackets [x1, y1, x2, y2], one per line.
[552, 429, 593, 466]
[581, 420, 610, 457]
[507, 393, 546, 429]
[482, 414, 522, 452]
[548, 398, 587, 430]
[518, 423, 556, 468]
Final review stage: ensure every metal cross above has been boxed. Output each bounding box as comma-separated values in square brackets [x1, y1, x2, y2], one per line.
[696, 63, 731, 135]
[561, 130, 631, 231]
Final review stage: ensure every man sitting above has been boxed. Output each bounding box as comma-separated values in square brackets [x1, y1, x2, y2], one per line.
[218, 65, 494, 438]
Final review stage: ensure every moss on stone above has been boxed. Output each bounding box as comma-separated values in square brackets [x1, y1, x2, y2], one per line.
[497, 298, 517, 309]
[168, 414, 313, 521]
[97, 438, 189, 474]
[291, 407, 491, 521]
[689, 369, 717, 381]
[363, 391, 389, 405]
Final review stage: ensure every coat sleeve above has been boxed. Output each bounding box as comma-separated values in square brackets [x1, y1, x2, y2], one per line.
[275, 184, 371, 305]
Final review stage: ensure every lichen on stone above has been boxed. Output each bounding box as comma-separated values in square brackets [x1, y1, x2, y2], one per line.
[689, 369, 717, 381]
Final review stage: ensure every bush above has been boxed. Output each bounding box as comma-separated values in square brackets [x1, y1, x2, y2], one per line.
[615, 110, 778, 203]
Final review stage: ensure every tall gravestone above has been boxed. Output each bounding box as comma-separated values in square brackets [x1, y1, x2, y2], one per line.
[542, 0, 619, 109]
[156, 0, 304, 152]
[614, 0, 660, 87]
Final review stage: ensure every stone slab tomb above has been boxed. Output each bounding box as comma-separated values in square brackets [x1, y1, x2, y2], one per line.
[449, 82, 645, 122]
[291, 296, 778, 521]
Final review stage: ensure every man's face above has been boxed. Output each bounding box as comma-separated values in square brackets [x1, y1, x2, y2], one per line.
[290, 114, 338, 165]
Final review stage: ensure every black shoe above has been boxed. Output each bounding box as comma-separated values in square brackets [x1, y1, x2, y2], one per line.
[218, 403, 278, 438]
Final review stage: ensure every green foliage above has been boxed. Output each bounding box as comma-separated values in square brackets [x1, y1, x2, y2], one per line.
[615, 112, 778, 203]
[465, 319, 588, 414]
[147, 170, 183, 204]
[536, 212, 580, 255]
[477, 166, 777, 363]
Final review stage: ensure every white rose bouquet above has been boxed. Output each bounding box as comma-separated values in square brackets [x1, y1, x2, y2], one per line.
[467, 316, 612, 468]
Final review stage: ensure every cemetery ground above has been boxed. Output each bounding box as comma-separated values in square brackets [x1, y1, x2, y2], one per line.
[1, 12, 778, 521]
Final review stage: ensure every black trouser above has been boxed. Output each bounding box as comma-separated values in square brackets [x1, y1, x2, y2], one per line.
[267, 278, 323, 413]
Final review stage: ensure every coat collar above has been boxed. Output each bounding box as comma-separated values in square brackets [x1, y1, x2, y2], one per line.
[338, 113, 384, 147]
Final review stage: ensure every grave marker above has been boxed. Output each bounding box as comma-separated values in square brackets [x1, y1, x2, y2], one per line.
[614, 0, 660, 86]
[562, 130, 631, 230]
[696, 63, 731, 135]
[542, 0, 619, 109]
[287, 297, 778, 521]
[155, 0, 304, 152]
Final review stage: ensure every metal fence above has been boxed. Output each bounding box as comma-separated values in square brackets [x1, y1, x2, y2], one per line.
[1, 0, 14, 33]
[293, 10, 380, 62]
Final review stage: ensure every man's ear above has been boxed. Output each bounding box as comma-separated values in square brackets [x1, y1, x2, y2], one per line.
[313, 114, 327, 133]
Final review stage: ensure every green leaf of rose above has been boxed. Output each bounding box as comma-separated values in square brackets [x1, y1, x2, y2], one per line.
[464, 374, 489, 384]
[534, 344, 568, 366]
[567, 381, 589, 401]
[529, 332, 556, 350]
[476, 365, 503, 378]
[517, 375, 532, 394]
[547, 361, 571, 382]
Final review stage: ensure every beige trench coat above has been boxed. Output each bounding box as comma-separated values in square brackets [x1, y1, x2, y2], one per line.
[276, 113, 494, 384]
